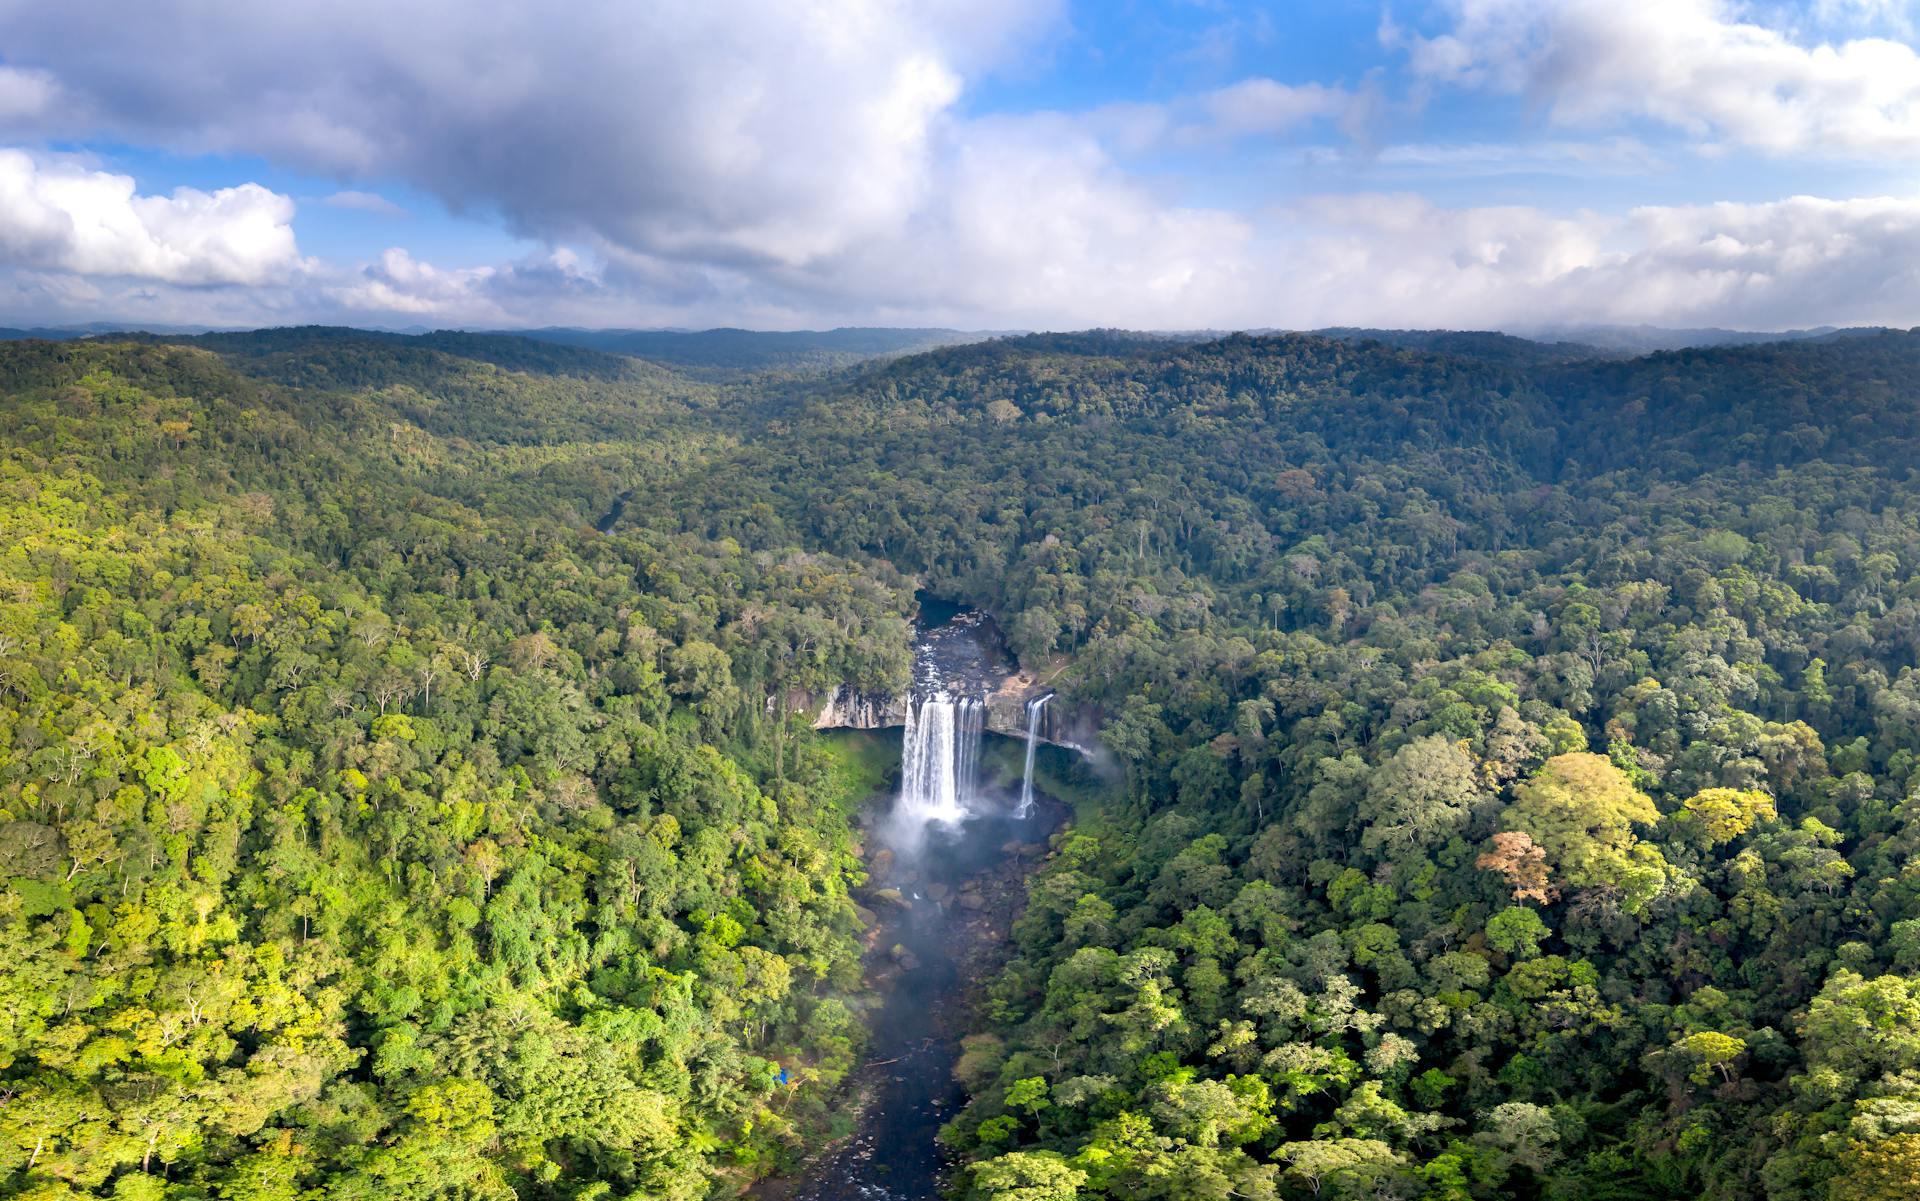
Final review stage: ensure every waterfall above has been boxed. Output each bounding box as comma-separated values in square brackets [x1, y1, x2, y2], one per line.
[1017, 694, 1051, 817]
[955, 697, 984, 809]
[899, 693, 973, 827]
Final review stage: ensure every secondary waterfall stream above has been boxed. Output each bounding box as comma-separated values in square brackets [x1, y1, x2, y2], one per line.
[1017, 693, 1050, 818]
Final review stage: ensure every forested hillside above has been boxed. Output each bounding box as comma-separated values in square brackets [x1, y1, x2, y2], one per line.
[654, 329, 1920, 1201]
[0, 337, 914, 1199]
[7, 324, 1920, 1201]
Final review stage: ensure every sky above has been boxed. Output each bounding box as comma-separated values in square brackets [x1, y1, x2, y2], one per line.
[4, 0, 1920, 333]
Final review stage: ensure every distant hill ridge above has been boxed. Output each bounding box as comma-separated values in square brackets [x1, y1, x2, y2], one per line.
[496, 325, 1001, 374]
[7, 320, 1914, 375]
[1515, 322, 1903, 354]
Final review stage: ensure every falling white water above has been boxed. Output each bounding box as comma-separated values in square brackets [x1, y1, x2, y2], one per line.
[955, 697, 984, 809]
[1017, 694, 1051, 817]
[899, 693, 972, 828]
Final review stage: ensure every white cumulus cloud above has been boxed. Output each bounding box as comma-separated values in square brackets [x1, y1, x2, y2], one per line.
[0, 151, 299, 284]
[7, 186, 1920, 336]
[1252, 191, 1920, 331]
[1402, 0, 1920, 157]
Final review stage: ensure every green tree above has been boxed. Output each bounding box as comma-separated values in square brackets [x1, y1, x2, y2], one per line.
[972, 1150, 1087, 1201]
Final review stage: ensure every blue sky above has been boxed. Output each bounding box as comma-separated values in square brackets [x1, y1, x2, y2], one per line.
[3, 1, 1920, 331]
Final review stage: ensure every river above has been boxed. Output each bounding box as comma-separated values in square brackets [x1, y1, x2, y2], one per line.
[783, 787, 1058, 1201]
[763, 596, 1069, 1199]
[594, 490, 632, 532]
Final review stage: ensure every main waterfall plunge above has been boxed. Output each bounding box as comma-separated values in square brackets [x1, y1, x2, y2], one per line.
[898, 694, 985, 827]
[802, 694, 1064, 1201]
[894, 688, 1057, 838]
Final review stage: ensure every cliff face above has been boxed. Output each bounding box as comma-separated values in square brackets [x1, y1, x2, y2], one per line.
[795, 678, 1096, 752]
[808, 686, 908, 730]
[784, 607, 1095, 750]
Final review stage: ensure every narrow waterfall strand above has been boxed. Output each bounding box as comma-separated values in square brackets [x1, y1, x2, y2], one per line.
[1018, 694, 1050, 817]
[901, 694, 923, 813]
[955, 698, 983, 808]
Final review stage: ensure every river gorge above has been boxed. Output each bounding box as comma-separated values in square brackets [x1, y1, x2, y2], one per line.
[773, 604, 1089, 1199]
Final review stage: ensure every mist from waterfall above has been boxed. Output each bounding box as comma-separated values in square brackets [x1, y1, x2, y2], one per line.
[897, 693, 983, 835]
[1017, 694, 1050, 818]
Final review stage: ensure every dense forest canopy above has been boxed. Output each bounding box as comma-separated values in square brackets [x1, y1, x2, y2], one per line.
[0, 336, 914, 1200]
[5, 323, 1920, 1200]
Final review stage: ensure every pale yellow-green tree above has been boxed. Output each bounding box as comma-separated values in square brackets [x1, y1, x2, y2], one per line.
[1503, 753, 1661, 900]
[1675, 788, 1777, 847]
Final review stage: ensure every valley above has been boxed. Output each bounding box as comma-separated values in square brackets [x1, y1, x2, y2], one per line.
[10, 6, 1920, 1200]
[5, 326, 1920, 1201]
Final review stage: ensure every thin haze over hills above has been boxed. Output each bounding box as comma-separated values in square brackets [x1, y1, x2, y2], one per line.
[6, 321, 1908, 380]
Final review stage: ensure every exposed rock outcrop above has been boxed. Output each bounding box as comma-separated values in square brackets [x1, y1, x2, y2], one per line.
[809, 687, 908, 730]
